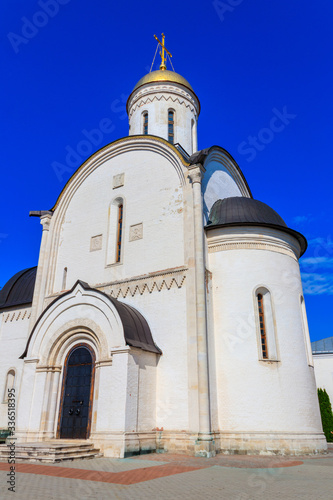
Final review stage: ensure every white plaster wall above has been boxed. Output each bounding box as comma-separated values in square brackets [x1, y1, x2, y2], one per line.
[128, 83, 199, 155]
[131, 350, 157, 432]
[207, 226, 323, 435]
[52, 149, 185, 294]
[202, 161, 243, 222]
[201, 149, 252, 223]
[119, 286, 189, 431]
[96, 354, 127, 432]
[313, 354, 333, 407]
[0, 309, 30, 428]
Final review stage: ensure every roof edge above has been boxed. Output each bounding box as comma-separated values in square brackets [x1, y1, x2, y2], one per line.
[0, 266, 37, 310]
[126, 78, 201, 115]
[205, 221, 307, 256]
[50, 135, 190, 212]
[189, 146, 253, 199]
[20, 280, 162, 359]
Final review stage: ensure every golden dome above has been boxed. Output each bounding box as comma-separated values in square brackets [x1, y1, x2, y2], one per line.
[132, 70, 194, 93]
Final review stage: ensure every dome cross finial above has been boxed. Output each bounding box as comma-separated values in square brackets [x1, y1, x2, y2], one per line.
[154, 33, 172, 71]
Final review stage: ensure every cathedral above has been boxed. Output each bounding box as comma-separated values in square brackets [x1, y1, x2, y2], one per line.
[0, 37, 327, 458]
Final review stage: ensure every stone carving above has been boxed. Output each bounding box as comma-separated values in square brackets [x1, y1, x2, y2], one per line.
[90, 234, 103, 252]
[113, 173, 124, 189]
[129, 223, 143, 242]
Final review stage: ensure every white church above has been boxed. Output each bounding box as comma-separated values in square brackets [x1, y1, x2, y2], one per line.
[0, 36, 327, 459]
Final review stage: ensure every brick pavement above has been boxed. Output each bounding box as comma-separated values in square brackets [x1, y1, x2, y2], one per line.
[0, 448, 332, 500]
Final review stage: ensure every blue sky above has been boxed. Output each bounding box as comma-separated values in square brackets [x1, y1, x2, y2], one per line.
[1, 0, 332, 341]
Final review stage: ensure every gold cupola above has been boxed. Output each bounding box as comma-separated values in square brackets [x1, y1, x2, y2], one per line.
[127, 34, 200, 155]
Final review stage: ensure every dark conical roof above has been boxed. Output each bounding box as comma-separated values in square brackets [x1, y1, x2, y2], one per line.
[206, 197, 307, 256]
[0, 267, 37, 310]
[208, 197, 287, 227]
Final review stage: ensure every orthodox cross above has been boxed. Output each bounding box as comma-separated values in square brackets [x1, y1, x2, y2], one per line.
[154, 33, 172, 70]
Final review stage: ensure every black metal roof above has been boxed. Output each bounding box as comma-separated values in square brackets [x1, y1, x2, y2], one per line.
[0, 267, 37, 310]
[206, 197, 307, 256]
[20, 280, 161, 358]
[208, 197, 286, 226]
[108, 294, 162, 354]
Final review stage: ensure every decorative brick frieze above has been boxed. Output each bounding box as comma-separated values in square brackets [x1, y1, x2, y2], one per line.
[3, 308, 31, 323]
[97, 267, 188, 298]
[129, 93, 198, 117]
[208, 240, 298, 260]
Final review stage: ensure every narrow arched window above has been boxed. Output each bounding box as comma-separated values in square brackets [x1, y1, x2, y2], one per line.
[62, 267, 67, 290]
[257, 293, 268, 359]
[3, 370, 15, 403]
[116, 204, 123, 263]
[168, 110, 174, 144]
[106, 198, 124, 266]
[143, 112, 148, 135]
[255, 288, 278, 361]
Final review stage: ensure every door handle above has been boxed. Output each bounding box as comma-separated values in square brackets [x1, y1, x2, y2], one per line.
[75, 408, 81, 416]
[69, 408, 74, 415]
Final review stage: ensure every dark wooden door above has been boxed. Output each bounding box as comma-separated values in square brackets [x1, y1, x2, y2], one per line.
[59, 346, 94, 439]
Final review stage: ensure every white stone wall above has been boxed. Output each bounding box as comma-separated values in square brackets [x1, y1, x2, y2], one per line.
[202, 149, 252, 223]
[119, 287, 190, 431]
[207, 226, 323, 440]
[128, 82, 199, 155]
[313, 354, 333, 407]
[0, 308, 30, 428]
[50, 147, 186, 295]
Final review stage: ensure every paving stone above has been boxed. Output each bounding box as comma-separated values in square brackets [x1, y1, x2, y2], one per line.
[0, 451, 332, 500]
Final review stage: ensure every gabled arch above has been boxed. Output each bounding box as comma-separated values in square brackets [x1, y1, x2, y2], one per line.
[45, 136, 189, 297]
[189, 146, 252, 221]
[20, 280, 161, 365]
[51, 135, 189, 214]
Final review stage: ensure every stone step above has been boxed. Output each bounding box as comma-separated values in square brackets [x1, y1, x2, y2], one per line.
[0, 452, 103, 463]
[0, 447, 101, 458]
[0, 446, 92, 455]
[0, 441, 102, 463]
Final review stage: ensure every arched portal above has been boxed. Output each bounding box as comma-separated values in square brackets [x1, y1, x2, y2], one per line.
[57, 343, 95, 439]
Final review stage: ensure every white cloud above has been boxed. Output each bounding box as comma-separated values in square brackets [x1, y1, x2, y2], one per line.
[300, 235, 333, 295]
[301, 273, 333, 295]
[301, 256, 333, 268]
[292, 214, 314, 225]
